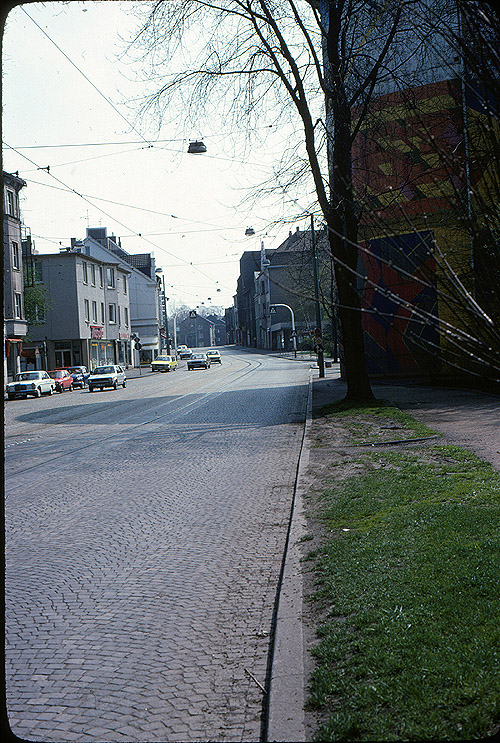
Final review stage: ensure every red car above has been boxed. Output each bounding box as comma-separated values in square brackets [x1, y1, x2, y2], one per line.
[49, 369, 74, 392]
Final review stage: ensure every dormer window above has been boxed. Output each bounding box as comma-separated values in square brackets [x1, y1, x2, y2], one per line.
[6, 190, 17, 217]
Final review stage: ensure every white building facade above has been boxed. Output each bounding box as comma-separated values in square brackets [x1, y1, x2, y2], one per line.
[26, 250, 132, 371]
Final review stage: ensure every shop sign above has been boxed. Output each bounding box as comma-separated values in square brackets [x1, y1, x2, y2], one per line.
[91, 326, 104, 339]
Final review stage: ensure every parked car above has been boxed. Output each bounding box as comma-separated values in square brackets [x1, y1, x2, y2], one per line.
[178, 347, 193, 360]
[88, 365, 126, 392]
[151, 354, 178, 372]
[49, 369, 74, 392]
[65, 366, 89, 388]
[6, 371, 55, 399]
[187, 353, 211, 370]
[206, 350, 222, 364]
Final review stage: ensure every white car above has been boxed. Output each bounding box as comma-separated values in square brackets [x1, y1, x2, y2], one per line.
[178, 347, 193, 359]
[206, 350, 222, 364]
[88, 365, 126, 392]
[6, 371, 55, 399]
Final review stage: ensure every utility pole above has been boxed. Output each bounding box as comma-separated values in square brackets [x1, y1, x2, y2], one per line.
[311, 215, 325, 378]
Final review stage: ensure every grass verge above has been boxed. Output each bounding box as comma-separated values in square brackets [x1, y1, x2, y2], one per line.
[306, 403, 500, 741]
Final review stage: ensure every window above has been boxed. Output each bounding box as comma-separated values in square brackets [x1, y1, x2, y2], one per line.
[125, 307, 129, 327]
[12, 242, 19, 270]
[84, 299, 90, 322]
[118, 306, 121, 326]
[106, 267, 115, 288]
[91, 264, 96, 286]
[100, 302, 105, 324]
[92, 301, 98, 323]
[34, 302, 45, 323]
[108, 303, 116, 323]
[7, 190, 15, 216]
[83, 262, 88, 284]
[99, 266, 104, 287]
[14, 292, 22, 318]
[123, 276, 127, 294]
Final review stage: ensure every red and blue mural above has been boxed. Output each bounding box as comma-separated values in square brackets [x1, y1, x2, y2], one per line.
[360, 231, 439, 376]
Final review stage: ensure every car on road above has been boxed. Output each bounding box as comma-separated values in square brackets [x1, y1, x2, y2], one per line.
[6, 371, 55, 399]
[151, 354, 178, 372]
[88, 364, 126, 392]
[49, 369, 74, 392]
[177, 346, 193, 359]
[187, 352, 211, 370]
[206, 350, 222, 364]
[65, 366, 89, 388]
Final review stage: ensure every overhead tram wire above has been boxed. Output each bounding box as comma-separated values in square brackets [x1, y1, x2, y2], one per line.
[18, 146, 155, 171]
[4, 142, 234, 292]
[20, 6, 153, 149]
[16, 175, 242, 232]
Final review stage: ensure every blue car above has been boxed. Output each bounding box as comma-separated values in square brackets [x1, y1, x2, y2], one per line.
[66, 366, 89, 388]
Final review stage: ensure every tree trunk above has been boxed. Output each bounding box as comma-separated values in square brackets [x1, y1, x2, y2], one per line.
[328, 105, 374, 399]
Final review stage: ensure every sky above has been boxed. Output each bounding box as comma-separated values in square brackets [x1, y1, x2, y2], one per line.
[2, 0, 311, 311]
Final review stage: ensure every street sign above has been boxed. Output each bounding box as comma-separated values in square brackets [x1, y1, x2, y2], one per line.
[189, 310, 197, 318]
[269, 306, 277, 314]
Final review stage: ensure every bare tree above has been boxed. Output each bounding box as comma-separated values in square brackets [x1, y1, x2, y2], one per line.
[127, 0, 500, 396]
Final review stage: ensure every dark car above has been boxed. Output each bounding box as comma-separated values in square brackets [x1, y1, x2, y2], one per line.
[65, 366, 89, 388]
[49, 369, 74, 392]
[187, 353, 211, 370]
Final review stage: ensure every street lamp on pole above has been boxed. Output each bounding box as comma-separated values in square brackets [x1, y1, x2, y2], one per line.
[269, 303, 297, 357]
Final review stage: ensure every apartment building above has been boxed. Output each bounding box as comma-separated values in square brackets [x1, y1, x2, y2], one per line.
[26, 250, 132, 370]
[3, 171, 28, 380]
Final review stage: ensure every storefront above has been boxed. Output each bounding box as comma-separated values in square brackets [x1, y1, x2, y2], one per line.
[117, 332, 130, 367]
[88, 327, 131, 369]
[5, 337, 24, 378]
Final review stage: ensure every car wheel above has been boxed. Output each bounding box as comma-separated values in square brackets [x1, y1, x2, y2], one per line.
[122, 379, 126, 388]
[48, 387, 53, 396]
[89, 386, 94, 392]
[8, 394, 15, 400]
[35, 388, 41, 398]
[113, 380, 118, 390]
[69, 384, 73, 392]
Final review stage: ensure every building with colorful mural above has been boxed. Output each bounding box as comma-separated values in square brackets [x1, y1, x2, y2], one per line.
[351, 14, 499, 382]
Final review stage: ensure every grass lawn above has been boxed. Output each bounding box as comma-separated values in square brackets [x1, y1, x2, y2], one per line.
[305, 402, 500, 741]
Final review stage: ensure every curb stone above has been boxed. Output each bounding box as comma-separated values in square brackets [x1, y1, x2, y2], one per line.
[266, 371, 314, 742]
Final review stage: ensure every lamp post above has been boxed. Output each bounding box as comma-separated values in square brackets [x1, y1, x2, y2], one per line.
[269, 303, 297, 357]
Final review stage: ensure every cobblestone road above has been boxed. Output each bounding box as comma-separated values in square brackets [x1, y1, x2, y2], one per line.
[5, 350, 311, 742]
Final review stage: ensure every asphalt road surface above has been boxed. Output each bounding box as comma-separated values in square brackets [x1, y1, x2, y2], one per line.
[4, 348, 311, 742]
